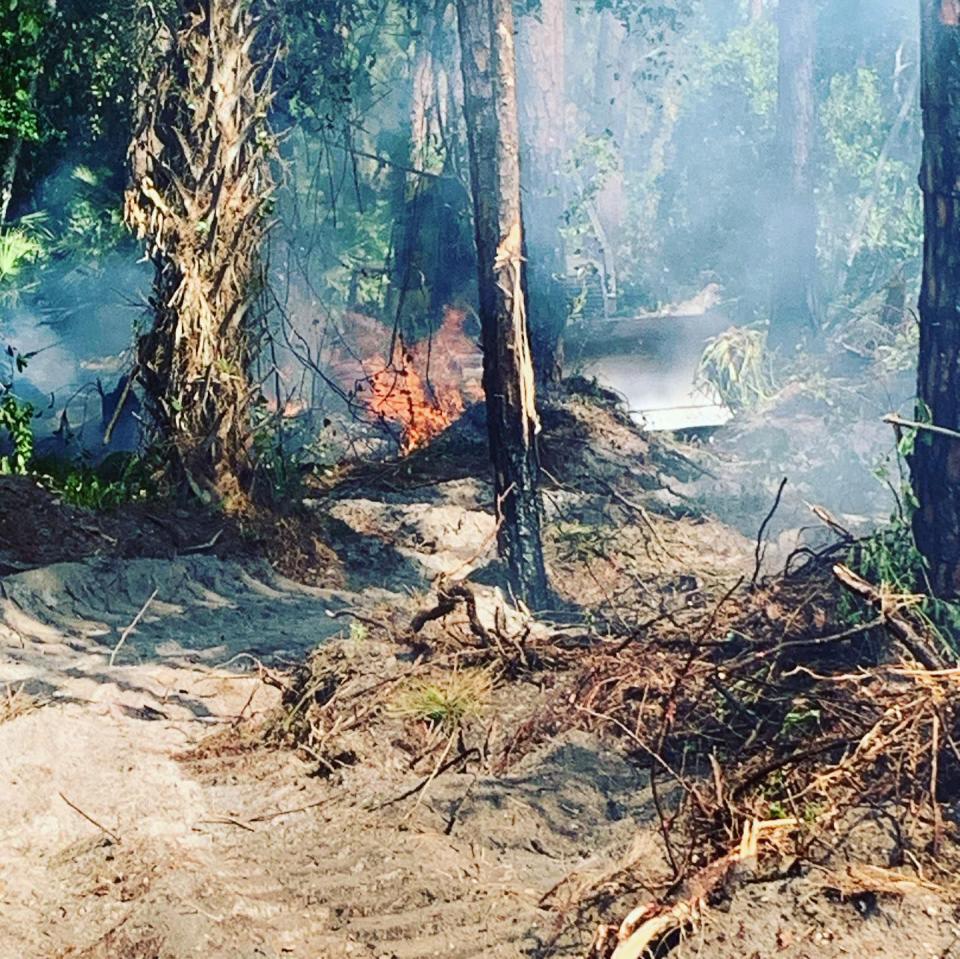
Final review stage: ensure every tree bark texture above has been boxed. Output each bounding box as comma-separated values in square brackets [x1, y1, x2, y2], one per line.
[770, 0, 819, 350]
[125, 0, 277, 507]
[0, 73, 37, 226]
[912, 0, 960, 597]
[0, 135, 23, 226]
[456, 0, 549, 610]
[517, 0, 568, 383]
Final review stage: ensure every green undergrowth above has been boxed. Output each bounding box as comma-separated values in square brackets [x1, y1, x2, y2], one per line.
[844, 517, 960, 652]
[32, 452, 156, 510]
[1, 392, 156, 510]
[839, 416, 960, 652]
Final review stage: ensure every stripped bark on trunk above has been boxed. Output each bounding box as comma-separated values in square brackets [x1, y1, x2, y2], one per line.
[456, 0, 549, 610]
[517, 0, 567, 383]
[125, 0, 277, 507]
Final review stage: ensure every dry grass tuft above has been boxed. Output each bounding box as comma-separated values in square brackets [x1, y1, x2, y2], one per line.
[388, 668, 494, 730]
[0, 683, 40, 724]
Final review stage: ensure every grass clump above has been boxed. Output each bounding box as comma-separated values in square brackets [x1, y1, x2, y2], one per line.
[389, 668, 494, 730]
[33, 452, 156, 511]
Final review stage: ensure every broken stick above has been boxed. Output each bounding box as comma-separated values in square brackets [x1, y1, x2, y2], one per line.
[109, 588, 159, 667]
[832, 564, 944, 670]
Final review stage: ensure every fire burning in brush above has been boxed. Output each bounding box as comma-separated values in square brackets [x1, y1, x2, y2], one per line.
[348, 307, 483, 453]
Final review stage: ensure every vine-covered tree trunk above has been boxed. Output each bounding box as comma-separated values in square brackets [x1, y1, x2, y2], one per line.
[912, 0, 960, 597]
[518, 0, 567, 383]
[770, 0, 819, 351]
[124, 0, 276, 507]
[456, 0, 549, 610]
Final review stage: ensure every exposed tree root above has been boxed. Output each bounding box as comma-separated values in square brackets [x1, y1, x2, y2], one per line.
[590, 819, 797, 959]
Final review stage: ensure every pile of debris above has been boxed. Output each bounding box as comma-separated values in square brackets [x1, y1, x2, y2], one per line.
[267, 377, 960, 958]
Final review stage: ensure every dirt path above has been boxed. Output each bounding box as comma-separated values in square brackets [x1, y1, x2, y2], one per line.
[0, 552, 658, 957]
[2, 411, 958, 958]
[0, 557, 336, 956]
[4, 555, 956, 959]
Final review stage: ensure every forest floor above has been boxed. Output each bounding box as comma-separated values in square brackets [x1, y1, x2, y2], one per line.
[1, 380, 959, 959]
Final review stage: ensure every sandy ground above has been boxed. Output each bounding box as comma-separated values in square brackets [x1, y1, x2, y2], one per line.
[0, 546, 662, 958]
[3, 545, 958, 959]
[2, 396, 959, 958]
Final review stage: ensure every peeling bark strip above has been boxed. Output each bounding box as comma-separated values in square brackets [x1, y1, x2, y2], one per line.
[125, 0, 277, 507]
[456, 0, 549, 609]
[494, 220, 541, 447]
[913, 1, 960, 595]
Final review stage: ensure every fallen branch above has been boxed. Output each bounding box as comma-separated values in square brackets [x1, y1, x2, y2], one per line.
[181, 528, 224, 554]
[372, 743, 479, 811]
[197, 816, 256, 833]
[832, 564, 944, 670]
[809, 502, 853, 542]
[109, 588, 159, 667]
[410, 582, 493, 646]
[59, 792, 122, 844]
[101, 365, 140, 446]
[883, 413, 960, 443]
[600, 481, 674, 560]
[752, 478, 788, 587]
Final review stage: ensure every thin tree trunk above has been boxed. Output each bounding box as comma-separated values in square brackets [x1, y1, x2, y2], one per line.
[456, 0, 549, 609]
[0, 136, 23, 226]
[912, 0, 960, 597]
[749, 0, 764, 22]
[125, 0, 277, 508]
[593, 11, 627, 143]
[517, 0, 567, 383]
[769, 0, 819, 351]
[0, 73, 37, 226]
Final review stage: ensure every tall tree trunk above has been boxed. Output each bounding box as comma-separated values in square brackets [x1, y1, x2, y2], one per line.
[409, 1, 440, 169]
[769, 0, 819, 352]
[912, 0, 960, 597]
[593, 11, 627, 143]
[0, 135, 23, 226]
[749, 0, 764, 22]
[125, 0, 277, 508]
[517, 0, 568, 383]
[456, 0, 549, 610]
[0, 65, 38, 225]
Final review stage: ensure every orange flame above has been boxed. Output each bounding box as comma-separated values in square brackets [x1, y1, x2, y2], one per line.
[357, 307, 482, 453]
